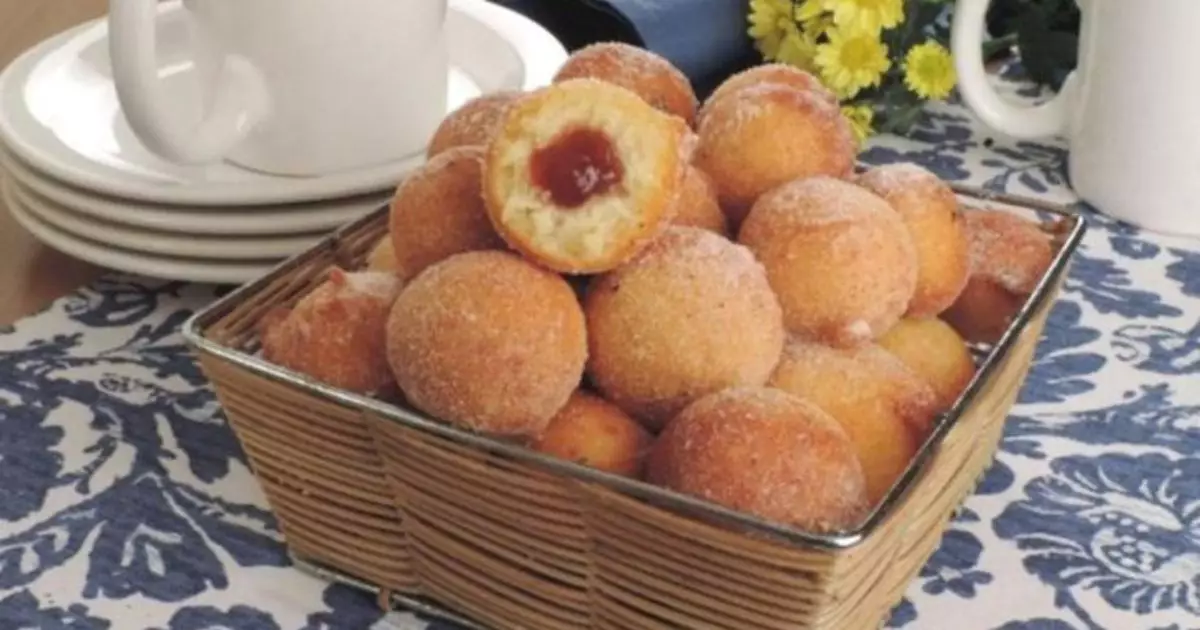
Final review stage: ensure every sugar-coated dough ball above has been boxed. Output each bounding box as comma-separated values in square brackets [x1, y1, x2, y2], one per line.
[533, 391, 653, 478]
[584, 226, 786, 431]
[388, 146, 506, 282]
[483, 79, 692, 274]
[699, 63, 837, 126]
[386, 251, 587, 436]
[857, 164, 970, 318]
[646, 387, 869, 533]
[262, 269, 404, 395]
[667, 165, 728, 236]
[365, 236, 399, 274]
[694, 83, 857, 229]
[942, 209, 1055, 343]
[768, 339, 939, 504]
[553, 42, 698, 126]
[878, 318, 975, 412]
[427, 91, 522, 158]
[738, 176, 918, 348]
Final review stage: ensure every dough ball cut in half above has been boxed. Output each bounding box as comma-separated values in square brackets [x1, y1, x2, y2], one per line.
[483, 78, 691, 274]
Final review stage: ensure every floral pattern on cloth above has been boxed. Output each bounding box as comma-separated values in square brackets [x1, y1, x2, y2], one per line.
[3, 68, 1200, 630]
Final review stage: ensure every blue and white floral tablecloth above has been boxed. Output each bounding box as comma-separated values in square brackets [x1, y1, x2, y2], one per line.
[4, 67, 1200, 630]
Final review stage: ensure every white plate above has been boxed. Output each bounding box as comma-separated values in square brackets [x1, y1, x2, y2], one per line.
[0, 0, 566, 206]
[0, 146, 390, 235]
[8, 177, 325, 261]
[1, 176, 276, 284]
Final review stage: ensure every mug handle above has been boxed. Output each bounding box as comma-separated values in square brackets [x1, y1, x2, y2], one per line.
[107, 0, 270, 165]
[950, 0, 1079, 139]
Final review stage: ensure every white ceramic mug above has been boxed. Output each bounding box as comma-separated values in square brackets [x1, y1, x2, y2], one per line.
[952, 0, 1200, 237]
[107, 0, 450, 176]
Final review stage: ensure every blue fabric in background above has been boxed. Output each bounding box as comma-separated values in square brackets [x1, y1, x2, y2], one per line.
[492, 0, 759, 96]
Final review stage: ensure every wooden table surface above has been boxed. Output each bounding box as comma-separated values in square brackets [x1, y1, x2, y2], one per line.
[0, 0, 109, 326]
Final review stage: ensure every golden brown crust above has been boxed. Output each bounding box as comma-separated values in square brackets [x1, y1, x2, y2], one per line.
[857, 164, 970, 318]
[878, 317, 976, 413]
[768, 338, 937, 503]
[646, 387, 869, 533]
[667, 165, 728, 236]
[533, 390, 653, 478]
[942, 209, 1055, 343]
[261, 268, 404, 396]
[385, 251, 588, 436]
[698, 63, 838, 126]
[388, 145, 507, 282]
[482, 79, 690, 274]
[584, 226, 786, 431]
[427, 91, 523, 158]
[694, 83, 857, 229]
[553, 42, 698, 126]
[738, 176, 918, 347]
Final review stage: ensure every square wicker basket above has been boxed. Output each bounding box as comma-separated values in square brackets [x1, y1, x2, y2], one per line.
[182, 183, 1085, 630]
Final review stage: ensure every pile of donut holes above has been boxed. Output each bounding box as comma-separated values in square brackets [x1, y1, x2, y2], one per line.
[260, 43, 1056, 534]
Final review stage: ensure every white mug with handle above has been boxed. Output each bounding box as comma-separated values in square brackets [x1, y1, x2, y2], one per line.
[107, 0, 450, 177]
[952, 0, 1200, 237]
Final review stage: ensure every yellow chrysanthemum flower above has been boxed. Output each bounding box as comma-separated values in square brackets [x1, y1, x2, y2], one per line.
[822, 0, 904, 35]
[776, 30, 820, 72]
[903, 41, 957, 100]
[814, 27, 891, 99]
[793, 0, 826, 21]
[841, 105, 875, 143]
[748, 0, 799, 61]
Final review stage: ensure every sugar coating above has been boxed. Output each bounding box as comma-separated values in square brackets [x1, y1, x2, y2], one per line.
[858, 163, 970, 318]
[554, 42, 698, 125]
[699, 63, 837, 125]
[693, 84, 857, 223]
[667, 165, 728, 236]
[385, 250, 587, 436]
[739, 177, 918, 346]
[261, 268, 404, 396]
[645, 386, 869, 533]
[427, 91, 523, 158]
[961, 209, 1054, 295]
[877, 318, 977, 413]
[584, 226, 786, 431]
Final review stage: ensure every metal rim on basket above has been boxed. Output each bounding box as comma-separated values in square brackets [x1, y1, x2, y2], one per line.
[180, 181, 1087, 551]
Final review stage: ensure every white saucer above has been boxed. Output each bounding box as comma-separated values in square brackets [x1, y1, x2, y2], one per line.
[8, 177, 325, 260]
[0, 0, 566, 206]
[0, 147, 390, 235]
[1, 176, 275, 284]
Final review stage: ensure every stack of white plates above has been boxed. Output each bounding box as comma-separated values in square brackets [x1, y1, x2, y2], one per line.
[0, 0, 567, 284]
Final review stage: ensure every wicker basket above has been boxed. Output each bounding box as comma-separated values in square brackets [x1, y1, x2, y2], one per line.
[182, 183, 1086, 630]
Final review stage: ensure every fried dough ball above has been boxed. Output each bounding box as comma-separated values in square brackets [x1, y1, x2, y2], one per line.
[768, 339, 940, 504]
[667, 165, 728, 235]
[584, 226, 786, 431]
[388, 146, 506, 282]
[365, 236, 400, 274]
[693, 83, 857, 229]
[857, 164, 970, 318]
[385, 251, 587, 436]
[261, 269, 403, 395]
[533, 391, 653, 478]
[553, 42, 698, 126]
[942, 209, 1056, 343]
[427, 91, 522, 158]
[878, 318, 976, 413]
[483, 79, 692, 274]
[698, 63, 837, 125]
[646, 387, 869, 533]
[738, 176, 918, 348]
